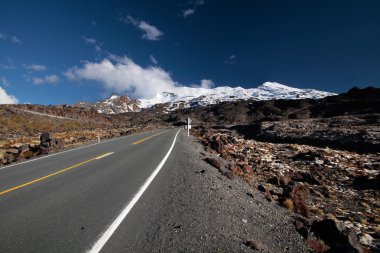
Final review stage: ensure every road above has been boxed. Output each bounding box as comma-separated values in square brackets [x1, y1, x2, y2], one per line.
[0, 128, 181, 253]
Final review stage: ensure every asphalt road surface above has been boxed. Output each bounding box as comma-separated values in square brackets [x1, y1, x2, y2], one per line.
[0, 128, 181, 253]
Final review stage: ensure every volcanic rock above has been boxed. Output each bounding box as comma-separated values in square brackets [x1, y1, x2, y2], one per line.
[204, 157, 221, 170]
[49, 138, 64, 149]
[40, 132, 51, 144]
[312, 218, 363, 253]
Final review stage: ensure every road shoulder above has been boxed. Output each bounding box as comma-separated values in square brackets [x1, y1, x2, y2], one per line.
[104, 130, 309, 252]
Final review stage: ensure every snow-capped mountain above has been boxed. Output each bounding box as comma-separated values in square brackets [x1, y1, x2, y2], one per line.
[139, 82, 336, 111]
[76, 82, 336, 114]
[75, 95, 141, 114]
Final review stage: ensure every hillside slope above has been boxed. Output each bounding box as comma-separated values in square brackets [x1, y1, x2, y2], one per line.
[73, 82, 335, 114]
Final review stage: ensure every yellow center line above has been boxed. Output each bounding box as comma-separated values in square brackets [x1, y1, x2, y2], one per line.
[132, 131, 167, 145]
[0, 152, 113, 196]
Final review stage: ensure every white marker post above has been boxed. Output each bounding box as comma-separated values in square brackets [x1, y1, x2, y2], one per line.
[97, 135, 100, 143]
[186, 117, 192, 137]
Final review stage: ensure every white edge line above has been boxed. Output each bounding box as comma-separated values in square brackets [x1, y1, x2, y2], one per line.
[0, 129, 164, 171]
[95, 152, 114, 160]
[87, 129, 182, 253]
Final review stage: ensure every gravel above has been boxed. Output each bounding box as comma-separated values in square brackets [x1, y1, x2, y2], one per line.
[119, 131, 310, 252]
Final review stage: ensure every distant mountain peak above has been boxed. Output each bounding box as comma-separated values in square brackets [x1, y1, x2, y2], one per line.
[109, 95, 120, 100]
[260, 81, 300, 90]
[74, 95, 141, 114]
[75, 82, 336, 114]
[139, 82, 336, 111]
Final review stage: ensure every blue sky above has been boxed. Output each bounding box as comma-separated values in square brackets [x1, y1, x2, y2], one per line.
[0, 0, 379, 104]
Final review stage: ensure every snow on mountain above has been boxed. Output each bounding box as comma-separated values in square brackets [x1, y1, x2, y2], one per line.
[139, 82, 336, 111]
[75, 95, 141, 114]
[76, 82, 336, 114]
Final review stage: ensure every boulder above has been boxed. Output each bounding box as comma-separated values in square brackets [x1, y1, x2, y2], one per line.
[291, 184, 310, 217]
[294, 216, 310, 238]
[244, 240, 265, 251]
[6, 148, 20, 154]
[204, 157, 221, 170]
[29, 143, 38, 149]
[5, 153, 17, 164]
[40, 142, 50, 148]
[242, 165, 254, 174]
[210, 136, 224, 154]
[290, 171, 320, 185]
[11, 143, 23, 149]
[20, 150, 34, 159]
[37, 146, 50, 155]
[19, 144, 29, 152]
[292, 151, 321, 161]
[268, 175, 292, 187]
[49, 138, 64, 149]
[270, 186, 284, 196]
[40, 132, 51, 144]
[230, 166, 244, 176]
[305, 239, 330, 253]
[312, 218, 363, 253]
[257, 184, 267, 192]
[0, 152, 7, 165]
[264, 188, 273, 202]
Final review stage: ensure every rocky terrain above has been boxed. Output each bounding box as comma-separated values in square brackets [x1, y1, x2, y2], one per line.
[156, 86, 380, 127]
[112, 86, 379, 251]
[0, 104, 155, 166]
[0, 86, 378, 252]
[195, 127, 379, 252]
[0, 127, 156, 166]
[174, 86, 379, 252]
[120, 130, 310, 253]
[0, 103, 111, 139]
[231, 114, 380, 153]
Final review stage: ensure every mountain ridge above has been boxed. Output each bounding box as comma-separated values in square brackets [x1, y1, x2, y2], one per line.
[75, 95, 141, 114]
[75, 82, 336, 114]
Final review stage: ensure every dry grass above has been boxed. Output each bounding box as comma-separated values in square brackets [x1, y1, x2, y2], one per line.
[283, 198, 294, 212]
[0, 108, 108, 140]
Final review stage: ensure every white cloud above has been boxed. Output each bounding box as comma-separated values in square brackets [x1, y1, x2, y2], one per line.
[32, 74, 59, 85]
[138, 21, 163, 40]
[45, 75, 59, 83]
[23, 63, 47, 71]
[120, 15, 163, 41]
[0, 33, 22, 45]
[182, 0, 205, 18]
[0, 64, 15, 70]
[0, 77, 11, 87]
[0, 86, 18, 104]
[83, 36, 102, 53]
[65, 56, 175, 98]
[183, 9, 195, 17]
[11, 36, 22, 44]
[199, 79, 214, 89]
[224, 54, 236, 64]
[83, 37, 97, 44]
[150, 55, 158, 64]
[32, 78, 44, 85]
[0, 65, 14, 70]
[189, 78, 214, 89]
[94, 45, 102, 52]
[123, 15, 137, 25]
[65, 55, 215, 99]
